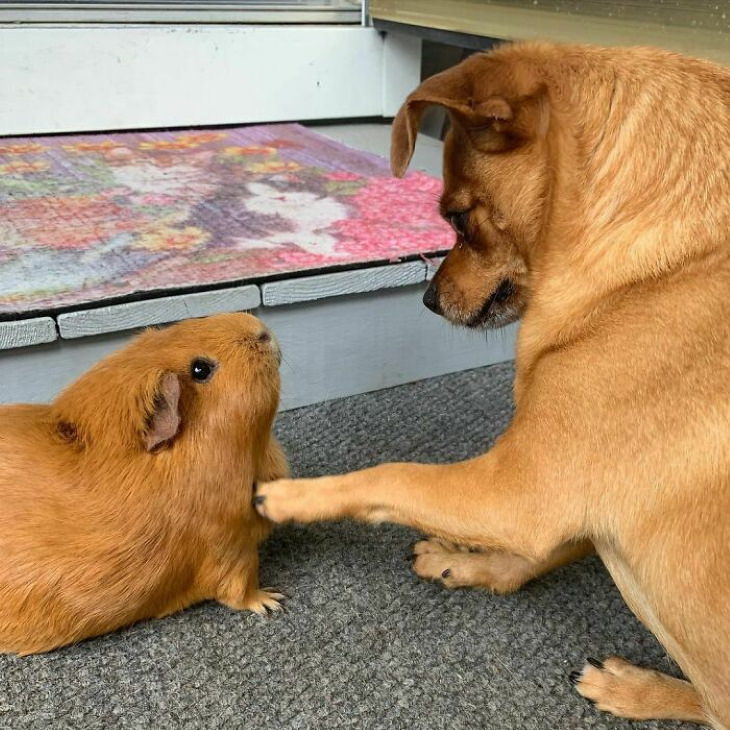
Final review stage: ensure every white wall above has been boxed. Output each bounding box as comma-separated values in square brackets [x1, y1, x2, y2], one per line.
[0, 25, 421, 135]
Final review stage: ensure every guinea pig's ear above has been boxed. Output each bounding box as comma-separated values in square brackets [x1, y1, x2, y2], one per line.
[55, 419, 83, 448]
[142, 372, 181, 452]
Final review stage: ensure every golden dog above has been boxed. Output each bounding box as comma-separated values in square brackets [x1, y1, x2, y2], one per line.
[255, 42, 730, 727]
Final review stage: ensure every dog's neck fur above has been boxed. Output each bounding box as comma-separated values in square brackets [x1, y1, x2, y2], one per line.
[516, 46, 730, 388]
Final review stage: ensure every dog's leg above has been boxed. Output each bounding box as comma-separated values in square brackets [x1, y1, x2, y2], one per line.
[255, 440, 581, 561]
[571, 657, 710, 726]
[412, 538, 594, 594]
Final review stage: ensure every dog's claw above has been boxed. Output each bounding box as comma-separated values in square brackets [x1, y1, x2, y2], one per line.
[587, 656, 604, 669]
[569, 671, 582, 685]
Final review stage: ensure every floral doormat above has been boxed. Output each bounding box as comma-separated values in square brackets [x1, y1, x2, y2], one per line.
[0, 123, 451, 317]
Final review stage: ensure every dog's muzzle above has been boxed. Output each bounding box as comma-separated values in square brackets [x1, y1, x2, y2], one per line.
[467, 279, 515, 328]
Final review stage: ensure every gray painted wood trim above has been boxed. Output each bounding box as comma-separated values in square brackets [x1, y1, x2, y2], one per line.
[0, 317, 57, 351]
[3, 285, 516, 409]
[57, 285, 261, 340]
[261, 261, 426, 307]
[424, 256, 445, 281]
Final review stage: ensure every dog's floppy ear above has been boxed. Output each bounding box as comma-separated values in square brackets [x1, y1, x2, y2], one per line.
[391, 68, 473, 178]
[142, 372, 181, 452]
[391, 62, 546, 177]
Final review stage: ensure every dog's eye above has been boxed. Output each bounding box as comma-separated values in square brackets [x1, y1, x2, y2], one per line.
[190, 357, 217, 383]
[445, 210, 469, 238]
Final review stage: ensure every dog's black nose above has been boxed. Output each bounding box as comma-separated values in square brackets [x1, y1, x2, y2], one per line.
[423, 284, 442, 314]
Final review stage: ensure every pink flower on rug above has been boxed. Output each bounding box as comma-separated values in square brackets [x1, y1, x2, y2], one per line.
[351, 172, 443, 218]
[324, 171, 361, 181]
[330, 172, 451, 256]
[334, 220, 451, 256]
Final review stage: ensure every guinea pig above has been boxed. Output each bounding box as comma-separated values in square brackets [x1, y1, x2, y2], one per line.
[0, 312, 288, 655]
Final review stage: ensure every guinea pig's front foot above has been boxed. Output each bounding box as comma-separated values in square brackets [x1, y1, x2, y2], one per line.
[219, 584, 284, 615]
[234, 588, 285, 616]
[253, 476, 350, 524]
[216, 555, 284, 615]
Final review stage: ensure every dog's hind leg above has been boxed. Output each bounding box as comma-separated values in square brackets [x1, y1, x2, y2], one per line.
[412, 538, 594, 594]
[571, 656, 711, 726]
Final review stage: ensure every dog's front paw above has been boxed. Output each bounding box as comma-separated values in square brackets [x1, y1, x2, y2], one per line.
[254, 478, 344, 524]
[253, 479, 305, 523]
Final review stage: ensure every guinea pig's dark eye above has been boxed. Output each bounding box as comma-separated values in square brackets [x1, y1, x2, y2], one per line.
[190, 357, 216, 383]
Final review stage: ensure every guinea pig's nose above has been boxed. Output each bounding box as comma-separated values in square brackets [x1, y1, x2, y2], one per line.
[423, 283, 442, 315]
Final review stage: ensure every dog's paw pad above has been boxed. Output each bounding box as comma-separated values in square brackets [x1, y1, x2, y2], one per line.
[412, 552, 462, 588]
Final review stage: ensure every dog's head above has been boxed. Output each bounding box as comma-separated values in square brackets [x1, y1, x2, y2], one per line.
[395, 43, 729, 337]
[392, 47, 553, 328]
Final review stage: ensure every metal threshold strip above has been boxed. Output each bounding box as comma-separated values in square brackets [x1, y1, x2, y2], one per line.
[0, 1, 362, 24]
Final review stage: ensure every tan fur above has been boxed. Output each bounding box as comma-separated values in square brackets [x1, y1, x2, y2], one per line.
[0, 312, 288, 655]
[412, 538, 594, 594]
[574, 657, 707, 724]
[255, 42, 730, 728]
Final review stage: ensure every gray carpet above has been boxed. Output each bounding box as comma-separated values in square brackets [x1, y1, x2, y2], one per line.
[0, 362, 694, 730]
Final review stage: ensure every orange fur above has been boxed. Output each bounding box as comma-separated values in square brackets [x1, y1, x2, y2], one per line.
[255, 43, 730, 728]
[0, 312, 288, 655]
